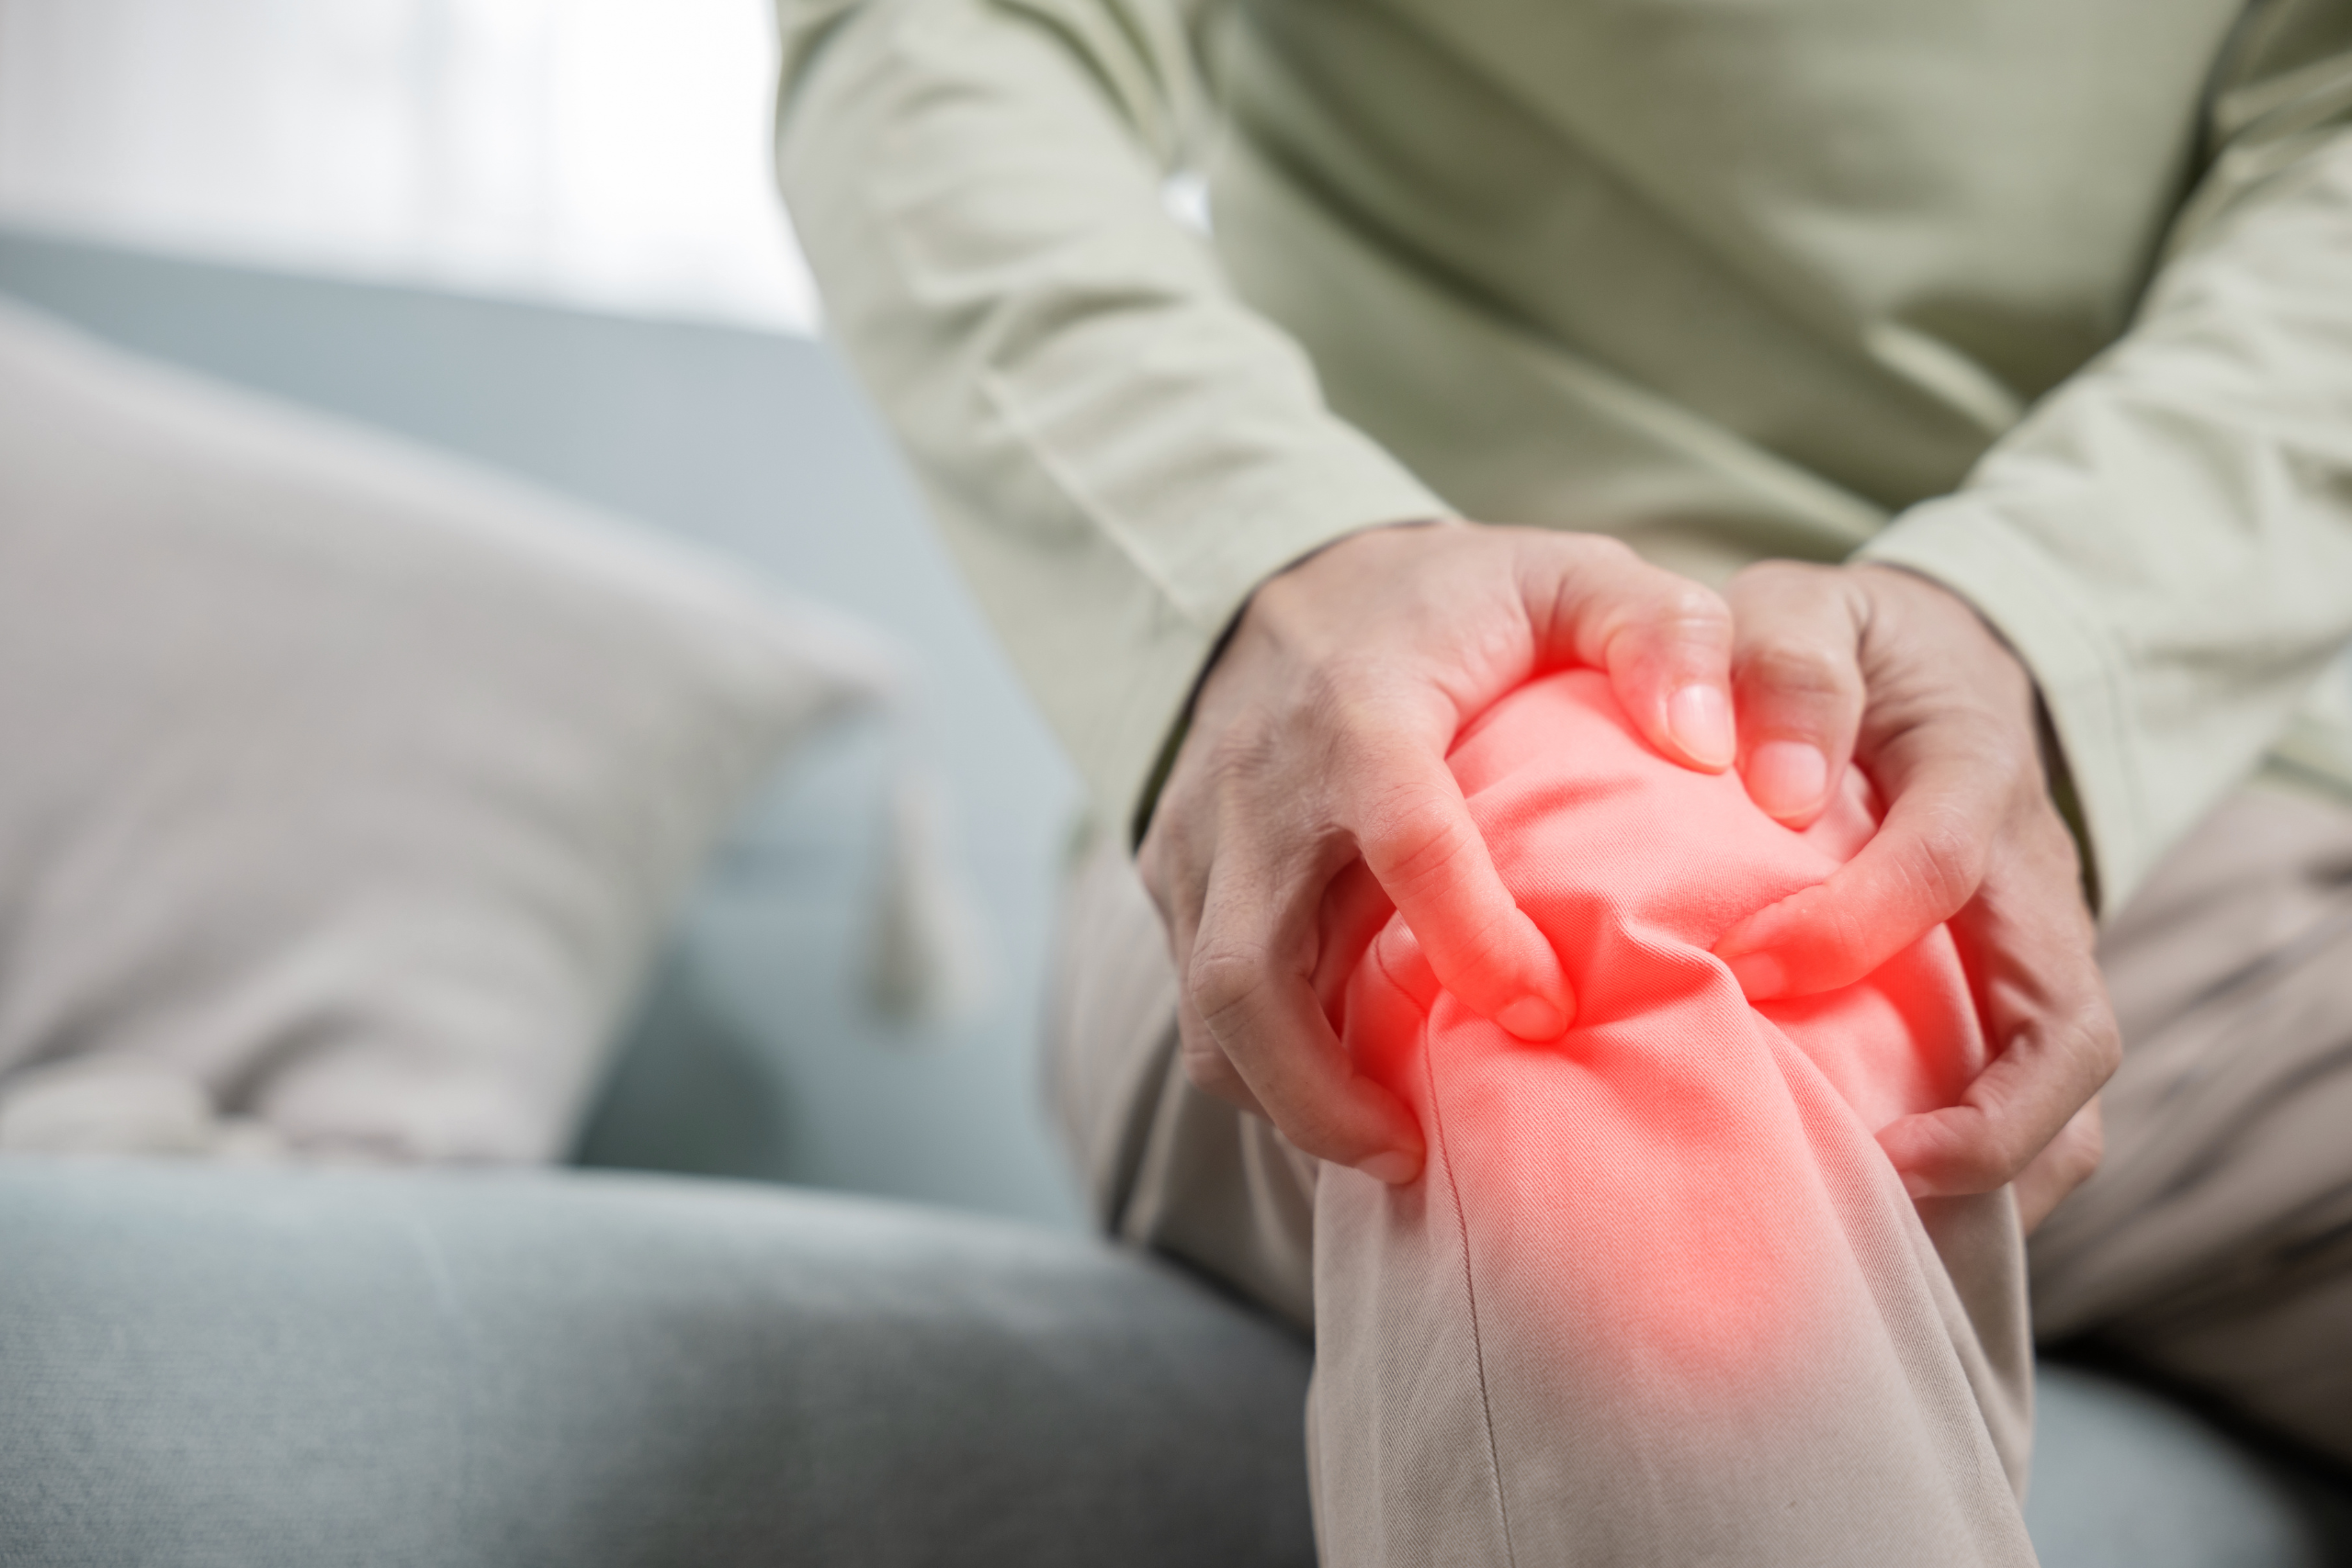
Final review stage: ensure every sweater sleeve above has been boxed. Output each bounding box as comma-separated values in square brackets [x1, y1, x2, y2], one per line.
[1860, 3, 2352, 914]
[774, 0, 1444, 835]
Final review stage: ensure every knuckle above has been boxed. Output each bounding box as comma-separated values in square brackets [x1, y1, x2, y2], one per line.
[1186, 942, 1270, 1030]
[1742, 637, 1859, 706]
[1298, 653, 1390, 736]
[1134, 821, 1209, 931]
[1771, 878, 1881, 981]
[1821, 902, 1879, 976]
[1659, 585, 1734, 646]
[1562, 533, 1638, 571]
[1178, 1032, 1243, 1096]
[1902, 807, 1992, 915]
[2037, 998, 2122, 1083]
[1635, 570, 1726, 619]
[1595, 576, 1731, 655]
[1287, 660, 1425, 775]
[2074, 1007, 2124, 1080]
[1944, 1137, 2015, 1194]
[1134, 833, 1173, 903]
[1728, 558, 1833, 605]
[1362, 788, 1476, 892]
[2091, 1023, 2124, 1079]
[1199, 722, 1281, 793]
[2060, 1122, 2105, 1184]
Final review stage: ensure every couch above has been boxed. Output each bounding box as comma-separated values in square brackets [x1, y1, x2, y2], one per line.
[6, 1093, 2350, 1566]
[0, 231, 2345, 1568]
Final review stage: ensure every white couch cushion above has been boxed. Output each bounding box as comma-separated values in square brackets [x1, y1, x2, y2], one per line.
[0, 299, 894, 1163]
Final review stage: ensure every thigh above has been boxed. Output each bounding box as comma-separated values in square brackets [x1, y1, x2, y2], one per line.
[2030, 784, 2352, 1462]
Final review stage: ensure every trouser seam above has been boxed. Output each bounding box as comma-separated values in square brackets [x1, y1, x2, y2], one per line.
[1422, 1029, 1519, 1568]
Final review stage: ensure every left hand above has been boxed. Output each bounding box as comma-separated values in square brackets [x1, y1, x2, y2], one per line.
[1711, 561, 2120, 1231]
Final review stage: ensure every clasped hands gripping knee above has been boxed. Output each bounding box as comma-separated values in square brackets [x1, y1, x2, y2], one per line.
[1137, 521, 2118, 1233]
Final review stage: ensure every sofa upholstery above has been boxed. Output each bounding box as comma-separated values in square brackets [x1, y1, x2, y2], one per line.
[0, 1163, 1317, 1568]
[6, 1157, 2349, 1568]
[0, 238, 2344, 1568]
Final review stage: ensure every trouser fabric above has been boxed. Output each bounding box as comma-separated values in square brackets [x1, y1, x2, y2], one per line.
[1049, 763, 2352, 1565]
[1052, 672, 2044, 1565]
[2029, 785, 2352, 1464]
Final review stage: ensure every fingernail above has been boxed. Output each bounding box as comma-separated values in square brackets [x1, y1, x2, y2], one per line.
[1724, 951, 1788, 999]
[1747, 740, 1828, 820]
[1497, 995, 1569, 1041]
[1358, 1150, 1421, 1185]
[1667, 684, 1735, 770]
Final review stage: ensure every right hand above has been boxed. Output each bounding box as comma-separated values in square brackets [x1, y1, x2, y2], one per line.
[1135, 522, 1739, 1184]
[1708, 561, 2118, 1230]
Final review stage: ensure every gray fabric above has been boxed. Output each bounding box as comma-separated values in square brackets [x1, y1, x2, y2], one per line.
[0, 297, 895, 1166]
[0, 1163, 1316, 1568]
[2030, 785, 2352, 1466]
[0, 227, 1085, 1230]
[2026, 1365, 2352, 1568]
[7, 1161, 2352, 1566]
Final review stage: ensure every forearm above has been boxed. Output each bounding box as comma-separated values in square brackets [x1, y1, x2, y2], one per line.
[775, 0, 1442, 828]
[1861, 12, 2352, 913]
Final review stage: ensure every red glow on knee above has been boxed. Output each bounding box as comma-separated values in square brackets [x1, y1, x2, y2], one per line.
[1342, 671, 1986, 1397]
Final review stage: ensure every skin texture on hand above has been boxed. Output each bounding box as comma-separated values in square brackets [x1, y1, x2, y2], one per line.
[1136, 522, 1740, 1185]
[1715, 561, 2118, 1229]
[1140, 528, 2117, 1231]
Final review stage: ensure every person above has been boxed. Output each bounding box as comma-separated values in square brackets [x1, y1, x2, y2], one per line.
[772, 0, 2352, 1560]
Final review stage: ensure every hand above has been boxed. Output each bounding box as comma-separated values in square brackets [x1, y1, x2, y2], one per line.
[1136, 522, 1737, 1184]
[1712, 561, 2120, 1228]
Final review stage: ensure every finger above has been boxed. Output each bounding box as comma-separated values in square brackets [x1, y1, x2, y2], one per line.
[1518, 535, 1737, 773]
[1724, 563, 1867, 827]
[1151, 829, 1271, 1120]
[1134, 797, 1209, 965]
[1189, 832, 1425, 1179]
[1712, 740, 2003, 998]
[1887, 811, 2115, 1201]
[1312, 856, 1396, 1031]
[2013, 1097, 2104, 1235]
[1173, 977, 1272, 1123]
[1139, 804, 1253, 1110]
[1344, 732, 1575, 1042]
[1875, 982, 2117, 1197]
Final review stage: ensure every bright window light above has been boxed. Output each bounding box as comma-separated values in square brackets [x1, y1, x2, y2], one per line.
[0, 0, 820, 334]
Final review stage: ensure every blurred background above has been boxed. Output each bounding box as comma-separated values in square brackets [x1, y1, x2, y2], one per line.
[0, 0, 1090, 1227]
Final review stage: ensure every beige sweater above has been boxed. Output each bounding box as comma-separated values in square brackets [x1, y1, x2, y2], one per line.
[776, 0, 2352, 914]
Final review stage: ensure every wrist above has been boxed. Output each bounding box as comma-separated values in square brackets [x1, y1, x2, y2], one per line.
[1131, 516, 1458, 848]
[1849, 562, 2098, 908]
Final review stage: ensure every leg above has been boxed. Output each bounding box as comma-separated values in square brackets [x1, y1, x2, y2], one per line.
[2030, 784, 2352, 1465]
[1049, 707, 2036, 1568]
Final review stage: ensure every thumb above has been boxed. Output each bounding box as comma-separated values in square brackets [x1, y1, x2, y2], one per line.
[1522, 536, 1736, 773]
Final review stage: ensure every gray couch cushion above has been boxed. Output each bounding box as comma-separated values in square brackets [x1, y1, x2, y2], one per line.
[2026, 1363, 2352, 1568]
[0, 1163, 1315, 1568]
[7, 1161, 2348, 1568]
[0, 299, 895, 1167]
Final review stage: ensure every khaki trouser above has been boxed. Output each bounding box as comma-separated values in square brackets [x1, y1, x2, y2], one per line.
[1046, 784, 2352, 1564]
